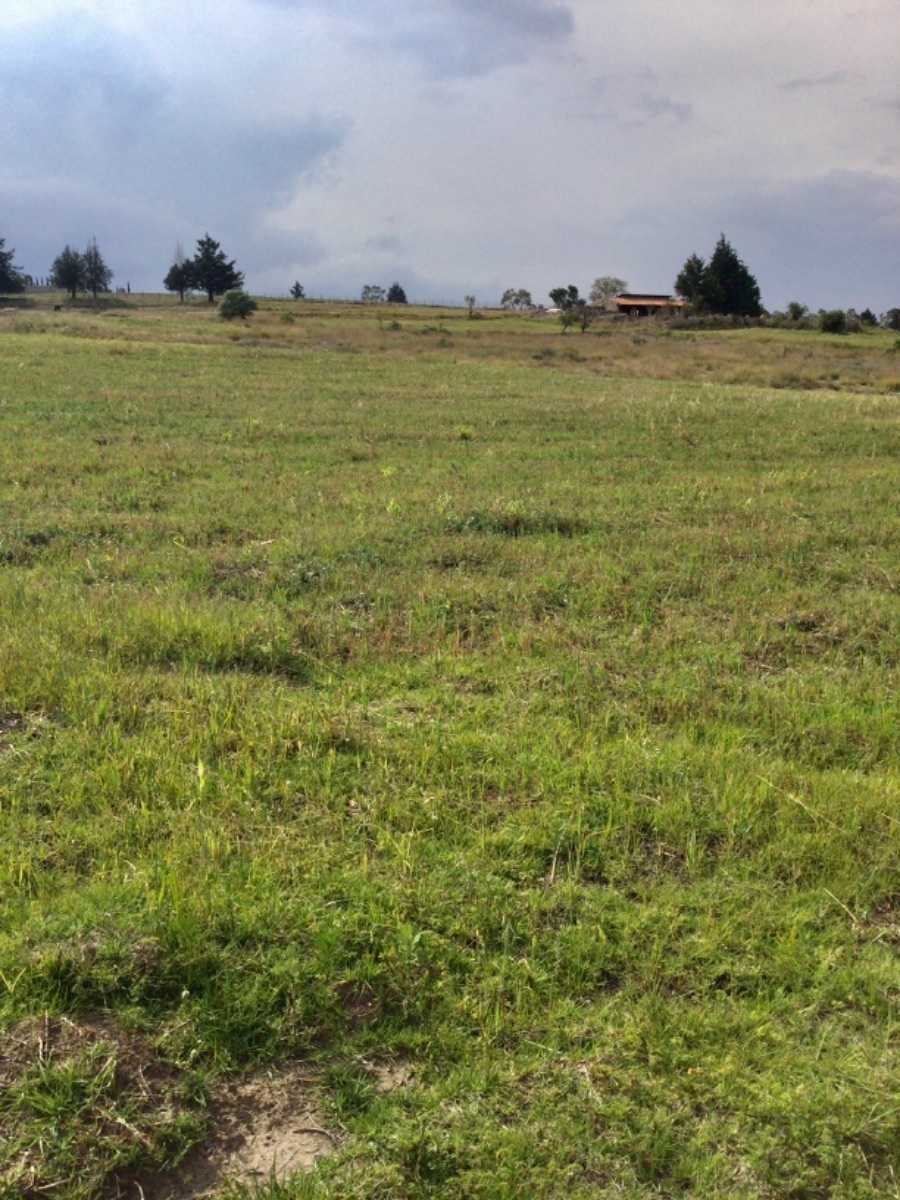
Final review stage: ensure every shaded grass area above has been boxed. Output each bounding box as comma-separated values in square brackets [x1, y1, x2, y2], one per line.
[1, 313, 898, 1197]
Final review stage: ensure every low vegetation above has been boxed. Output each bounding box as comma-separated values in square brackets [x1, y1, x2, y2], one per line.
[0, 296, 898, 1197]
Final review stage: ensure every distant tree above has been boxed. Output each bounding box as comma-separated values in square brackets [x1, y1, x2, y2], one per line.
[786, 301, 808, 321]
[290, 281, 305, 300]
[0, 239, 25, 293]
[50, 245, 86, 300]
[549, 284, 581, 311]
[386, 282, 408, 304]
[675, 236, 761, 316]
[674, 253, 708, 309]
[218, 289, 258, 320]
[589, 276, 627, 303]
[164, 260, 194, 302]
[859, 308, 878, 326]
[82, 237, 113, 298]
[707, 235, 761, 315]
[882, 308, 900, 331]
[164, 244, 194, 301]
[464, 294, 477, 317]
[361, 284, 385, 303]
[190, 234, 243, 302]
[500, 288, 533, 310]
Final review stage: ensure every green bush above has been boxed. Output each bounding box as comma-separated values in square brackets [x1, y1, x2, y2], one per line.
[819, 309, 846, 334]
[218, 290, 258, 320]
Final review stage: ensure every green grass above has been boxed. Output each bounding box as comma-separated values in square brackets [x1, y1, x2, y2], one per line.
[1, 299, 898, 1197]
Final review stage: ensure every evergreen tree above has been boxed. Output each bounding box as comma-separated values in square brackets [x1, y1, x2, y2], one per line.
[674, 236, 761, 316]
[673, 253, 708, 308]
[164, 260, 194, 302]
[0, 239, 25, 294]
[190, 234, 244, 302]
[50, 245, 86, 300]
[82, 237, 113, 298]
[706, 235, 761, 316]
[386, 282, 408, 304]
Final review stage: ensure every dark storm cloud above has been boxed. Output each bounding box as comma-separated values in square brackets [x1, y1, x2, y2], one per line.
[253, 0, 575, 76]
[0, 13, 349, 289]
[0, 18, 168, 172]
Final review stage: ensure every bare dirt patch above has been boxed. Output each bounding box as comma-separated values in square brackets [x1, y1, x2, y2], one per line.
[137, 1065, 336, 1198]
[134, 1058, 411, 1199]
[1, 1014, 412, 1198]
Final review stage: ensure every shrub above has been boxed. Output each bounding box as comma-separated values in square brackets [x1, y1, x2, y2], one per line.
[218, 290, 258, 320]
[819, 309, 846, 334]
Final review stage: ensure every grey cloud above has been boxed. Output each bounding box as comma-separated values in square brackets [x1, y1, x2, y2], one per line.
[365, 234, 407, 254]
[690, 171, 899, 311]
[780, 71, 850, 91]
[0, 14, 349, 291]
[0, 20, 168, 174]
[635, 92, 693, 125]
[252, 0, 574, 76]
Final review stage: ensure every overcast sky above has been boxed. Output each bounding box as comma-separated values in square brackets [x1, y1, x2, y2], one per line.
[2, 0, 898, 311]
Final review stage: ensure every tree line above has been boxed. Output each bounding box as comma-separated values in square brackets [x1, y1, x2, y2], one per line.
[1, 236, 114, 299]
[2, 231, 898, 328]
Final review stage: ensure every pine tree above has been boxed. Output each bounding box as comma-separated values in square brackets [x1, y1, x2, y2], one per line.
[674, 237, 761, 316]
[83, 238, 113, 298]
[674, 253, 707, 308]
[0, 239, 25, 294]
[190, 234, 244, 302]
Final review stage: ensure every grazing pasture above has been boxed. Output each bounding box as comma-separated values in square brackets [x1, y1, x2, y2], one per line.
[1, 298, 898, 1198]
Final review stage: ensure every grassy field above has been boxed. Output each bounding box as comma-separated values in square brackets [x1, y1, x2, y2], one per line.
[1, 297, 898, 1198]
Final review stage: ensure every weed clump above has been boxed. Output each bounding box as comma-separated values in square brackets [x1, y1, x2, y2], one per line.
[446, 505, 588, 537]
[0, 1016, 202, 1196]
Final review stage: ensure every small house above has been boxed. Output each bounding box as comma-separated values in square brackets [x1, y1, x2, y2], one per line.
[599, 293, 685, 318]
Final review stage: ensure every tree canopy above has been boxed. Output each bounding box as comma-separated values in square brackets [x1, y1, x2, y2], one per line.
[189, 234, 244, 302]
[589, 276, 627, 303]
[0, 239, 25, 294]
[164, 259, 194, 302]
[386, 282, 408, 304]
[50, 245, 86, 300]
[500, 288, 533, 310]
[674, 236, 762, 316]
[549, 284, 581, 311]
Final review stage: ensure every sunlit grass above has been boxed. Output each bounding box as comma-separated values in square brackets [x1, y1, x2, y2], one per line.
[1, 300, 898, 1197]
